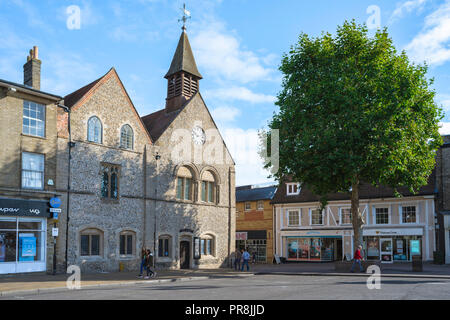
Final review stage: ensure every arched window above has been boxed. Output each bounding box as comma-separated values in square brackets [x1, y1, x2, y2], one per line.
[176, 166, 194, 201]
[201, 170, 217, 204]
[87, 116, 102, 143]
[80, 228, 104, 257]
[120, 124, 134, 150]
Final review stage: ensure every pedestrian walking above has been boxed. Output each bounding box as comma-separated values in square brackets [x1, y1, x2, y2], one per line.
[350, 245, 364, 273]
[138, 247, 147, 278]
[234, 248, 241, 271]
[144, 249, 156, 279]
[241, 248, 251, 271]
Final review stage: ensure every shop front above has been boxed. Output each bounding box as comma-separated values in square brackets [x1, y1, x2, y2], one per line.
[363, 228, 423, 263]
[236, 230, 267, 263]
[281, 231, 344, 262]
[0, 198, 51, 274]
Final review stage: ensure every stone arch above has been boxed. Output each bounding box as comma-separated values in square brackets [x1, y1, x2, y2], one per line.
[199, 166, 221, 184]
[173, 163, 200, 180]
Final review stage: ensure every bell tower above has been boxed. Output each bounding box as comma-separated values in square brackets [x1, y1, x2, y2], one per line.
[165, 10, 202, 113]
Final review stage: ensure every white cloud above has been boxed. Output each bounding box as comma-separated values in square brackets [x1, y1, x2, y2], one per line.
[211, 106, 241, 123]
[390, 0, 429, 21]
[204, 86, 275, 104]
[191, 21, 276, 84]
[222, 128, 274, 185]
[41, 52, 98, 95]
[440, 122, 450, 135]
[405, 1, 450, 65]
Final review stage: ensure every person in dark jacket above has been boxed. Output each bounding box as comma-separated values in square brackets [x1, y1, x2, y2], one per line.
[144, 249, 156, 279]
[350, 245, 364, 273]
[138, 248, 147, 278]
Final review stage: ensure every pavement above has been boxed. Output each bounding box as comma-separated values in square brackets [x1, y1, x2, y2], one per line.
[1, 261, 450, 297]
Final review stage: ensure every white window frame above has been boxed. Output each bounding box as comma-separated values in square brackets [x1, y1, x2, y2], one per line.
[257, 200, 264, 210]
[286, 183, 301, 196]
[21, 152, 44, 190]
[339, 207, 352, 225]
[400, 205, 418, 224]
[310, 208, 324, 226]
[373, 206, 390, 225]
[287, 209, 301, 227]
[244, 202, 251, 211]
[23, 100, 46, 138]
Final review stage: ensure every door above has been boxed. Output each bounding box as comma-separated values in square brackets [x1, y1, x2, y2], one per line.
[180, 241, 190, 269]
[380, 238, 393, 263]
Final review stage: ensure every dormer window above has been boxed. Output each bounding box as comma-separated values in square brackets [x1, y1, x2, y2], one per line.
[286, 183, 300, 196]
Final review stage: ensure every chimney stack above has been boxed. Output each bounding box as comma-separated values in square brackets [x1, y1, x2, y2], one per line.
[23, 46, 41, 90]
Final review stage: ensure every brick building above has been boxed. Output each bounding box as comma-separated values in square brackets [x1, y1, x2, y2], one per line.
[0, 47, 65, 274]
[236, 185, 277, 263]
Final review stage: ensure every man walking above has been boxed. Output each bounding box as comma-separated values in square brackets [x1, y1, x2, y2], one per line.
[241, 248, 251, 272]
[350, 245, 364, 273]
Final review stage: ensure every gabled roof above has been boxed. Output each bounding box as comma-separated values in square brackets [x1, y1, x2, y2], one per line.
[141, 107, 182, 142]
[271, 170, 437, 204]
[165, 30, 202, 79]
[63, 68, 153, 144]
[236, 186, 278, 202]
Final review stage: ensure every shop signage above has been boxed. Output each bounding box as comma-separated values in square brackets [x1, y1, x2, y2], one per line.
[179, 228, 194, 234]
[19, 234, 36, 261]
[363, 228, 423, 236]
[49, 197, 61, 208]
[410, 240, 421, 255]
[236, 232, 248, 240]
[0, 198, 51, 218]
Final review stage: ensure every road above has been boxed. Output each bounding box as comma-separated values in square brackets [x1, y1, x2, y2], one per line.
[3, 274, 450, 300]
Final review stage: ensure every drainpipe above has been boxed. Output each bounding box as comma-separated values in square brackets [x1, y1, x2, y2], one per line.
[154, 152, 161, 268]
[57, 102, 72, 272]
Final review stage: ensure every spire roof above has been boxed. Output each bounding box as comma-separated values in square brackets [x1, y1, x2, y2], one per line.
[165, 30, 202, 79]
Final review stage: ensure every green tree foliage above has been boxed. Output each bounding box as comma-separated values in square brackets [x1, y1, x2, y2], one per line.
[264, 21, 443, 247]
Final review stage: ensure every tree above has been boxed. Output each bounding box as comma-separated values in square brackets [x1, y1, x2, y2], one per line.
[263, 21, 443, 248]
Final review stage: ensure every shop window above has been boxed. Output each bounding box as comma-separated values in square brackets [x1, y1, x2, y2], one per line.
[120, 124, 134, 150]
[340, 208, 352, 225]
[287, 183, 300, 196]
[87, 116, 102, 143]
[311, 209, 323, 225]
[80, 229, 103, 257]
[288, 210, 300, 226]
[375, 208, 389, 224]
[257, 201, 264, 210]
[119, 231, 135, 256]
[22, 152, 44, 190]
[244, 202, 251, 211]
[402, 206, 416, 224]
[0, 218, 45, 264]
[158, 236, 171, 257]
[101, 163, 120, 199]
[23, 100, 45, 137]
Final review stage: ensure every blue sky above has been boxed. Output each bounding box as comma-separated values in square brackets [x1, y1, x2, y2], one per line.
[1, 0, 450, 186]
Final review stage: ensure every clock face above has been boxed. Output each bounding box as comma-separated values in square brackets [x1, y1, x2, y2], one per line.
[192, 126, 206, 145]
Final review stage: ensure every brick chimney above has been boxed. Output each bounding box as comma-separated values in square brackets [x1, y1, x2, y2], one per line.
[23, 46, 41, 90]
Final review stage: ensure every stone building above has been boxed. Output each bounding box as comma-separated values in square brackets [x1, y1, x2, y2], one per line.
[141, 28, 236, 269]
[55, 27, 236, 272]
[57, 68, 153, 273]
[435, 135, 450, 263]
[0, 47, 66, 274]
[236, 185, 277, 264]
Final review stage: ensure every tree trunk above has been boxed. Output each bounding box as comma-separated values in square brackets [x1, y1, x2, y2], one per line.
[351, 179, 364, 253]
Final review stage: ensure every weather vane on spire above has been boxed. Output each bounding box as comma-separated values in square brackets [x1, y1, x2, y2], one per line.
[178, 3, 191, 30]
